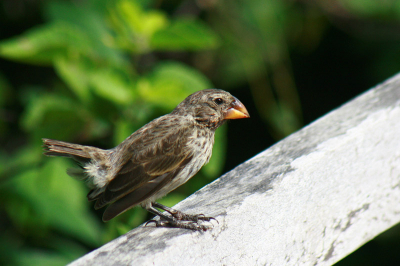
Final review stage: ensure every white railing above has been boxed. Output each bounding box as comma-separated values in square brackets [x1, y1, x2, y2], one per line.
[70, 74, 400, 266]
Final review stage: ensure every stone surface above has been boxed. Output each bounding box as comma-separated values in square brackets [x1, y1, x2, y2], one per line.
[70, 74, 400, 266]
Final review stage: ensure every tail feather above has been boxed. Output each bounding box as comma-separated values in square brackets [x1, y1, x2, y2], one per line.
[42, 138, 107, 164]
[42, 138, 91, 158]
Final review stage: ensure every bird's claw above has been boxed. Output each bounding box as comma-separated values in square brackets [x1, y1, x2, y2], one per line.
[145, 218, 214, 231]
[173, 221, 212, 231]
[145, 219, 160, 227]
[195, 214, 218, 224]
[170, 211, 216, 223]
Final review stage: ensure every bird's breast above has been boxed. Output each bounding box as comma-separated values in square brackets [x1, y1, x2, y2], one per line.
[143, 128, 215, 204]
[172, 128, 214, 186]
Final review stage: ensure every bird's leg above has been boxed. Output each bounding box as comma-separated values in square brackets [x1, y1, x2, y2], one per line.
[145, 205, 212, 231]
[152, 202, 216, 223]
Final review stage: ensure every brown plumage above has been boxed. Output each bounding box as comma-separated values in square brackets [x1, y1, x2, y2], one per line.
[43, 89, 249, 231]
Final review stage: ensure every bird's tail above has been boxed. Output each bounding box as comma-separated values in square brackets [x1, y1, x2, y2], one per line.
[42, 138, 104, 163]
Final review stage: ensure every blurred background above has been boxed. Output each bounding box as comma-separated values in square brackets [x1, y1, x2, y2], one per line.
[1, 0, 400, 265]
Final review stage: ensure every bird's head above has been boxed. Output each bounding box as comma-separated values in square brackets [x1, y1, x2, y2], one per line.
[172, 89, 250, 130]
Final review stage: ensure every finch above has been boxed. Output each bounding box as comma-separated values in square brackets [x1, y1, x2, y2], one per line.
[43, 89, 249, 231]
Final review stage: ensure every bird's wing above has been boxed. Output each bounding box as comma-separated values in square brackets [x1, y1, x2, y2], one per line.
[90, 116, 194, 212]
[101, 154, 193, 221]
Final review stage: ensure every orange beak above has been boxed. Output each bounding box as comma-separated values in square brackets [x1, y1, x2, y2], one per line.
[225, 97, 250, 119]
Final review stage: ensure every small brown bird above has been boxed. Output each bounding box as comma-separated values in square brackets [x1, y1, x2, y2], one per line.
[43, 89, 249, 231]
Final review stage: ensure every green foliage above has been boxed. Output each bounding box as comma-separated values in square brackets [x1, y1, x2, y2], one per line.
[0, 22, 91, 65]
[0, 0, 221, 264]
[3, 158, 102, 245]
[138, 61, 213, 109]
[151, 18, 220, 51]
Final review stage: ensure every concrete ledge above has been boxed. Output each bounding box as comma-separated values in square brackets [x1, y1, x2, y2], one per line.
[70, 74, 400, 266]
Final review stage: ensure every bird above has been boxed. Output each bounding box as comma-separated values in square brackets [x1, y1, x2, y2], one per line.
[42, 89, 249, 231]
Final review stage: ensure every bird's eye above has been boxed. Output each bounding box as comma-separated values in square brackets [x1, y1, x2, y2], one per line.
[214, 98, 224, 105]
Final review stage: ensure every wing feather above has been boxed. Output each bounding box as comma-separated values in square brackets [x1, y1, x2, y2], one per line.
[102, 155, 193, 221]
[90, 116, 195, 213]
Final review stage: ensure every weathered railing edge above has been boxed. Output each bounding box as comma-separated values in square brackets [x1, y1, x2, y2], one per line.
[70, 73, 400, 266]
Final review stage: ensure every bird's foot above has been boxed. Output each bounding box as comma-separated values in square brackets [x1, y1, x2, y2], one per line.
[171, 211, 217, 223]
[146, 203, 217, 231]
[145, 219, 212, 231]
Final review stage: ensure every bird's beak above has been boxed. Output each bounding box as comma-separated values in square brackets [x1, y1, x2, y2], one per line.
[225, 97, 250, 119]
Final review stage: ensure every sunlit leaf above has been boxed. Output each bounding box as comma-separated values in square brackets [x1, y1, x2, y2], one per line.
[0, 236, 85, 266]
[151, 18, 220, 51]
[138, 61, 213, 109]
[2, 158, 102, 246]
[54, 56, 92, 102]
[89, 68, 135, 105]
[0, 22, 91, 65]
[109, 0, 168, 53]
[116, 0, 167, 37]
[9, 250, 71, 266]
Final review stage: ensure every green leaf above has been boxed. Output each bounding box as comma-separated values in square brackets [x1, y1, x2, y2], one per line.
[151, 18, 220, 51]
[9, 250, 71, 266]
[0, 145, 42, 183]
[55, 56, 137, 105]
[44, 1, 127, 67]
[114, 119, 136, 146]
[138, 61, 213, 109]
[115, 0, 167, 37]
[89, 68, 135, 105]
[0, 235, 89, 266]
[54, 56, 92, 102]
[20, 92, 109, 142]
[109, 0, 168, 53]
[21, 93, 84, 140]
[2, 158, 102, 246]
[0, 22, 91, 65]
